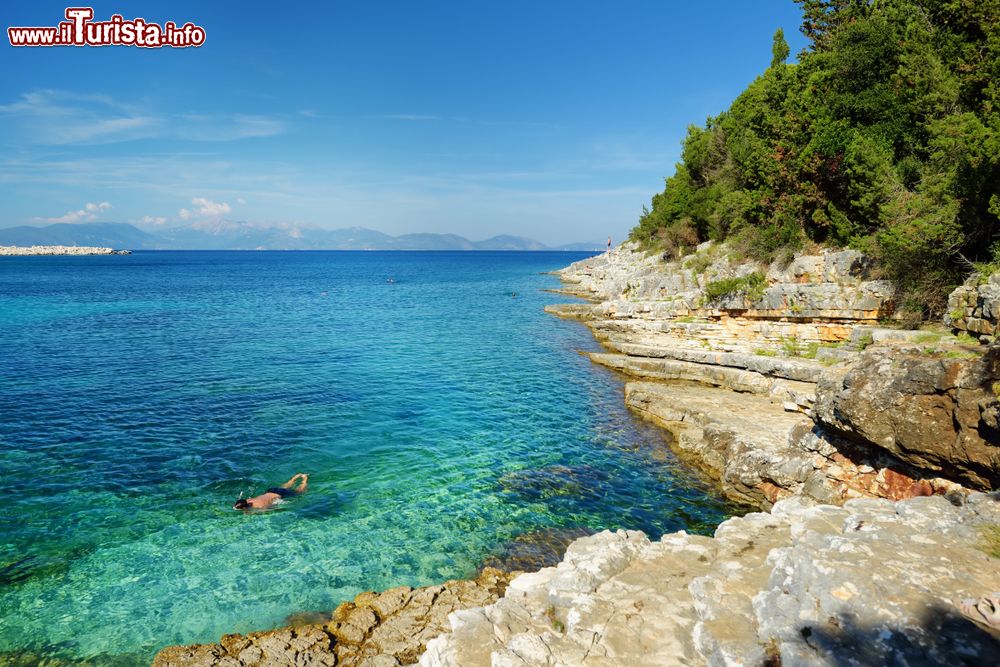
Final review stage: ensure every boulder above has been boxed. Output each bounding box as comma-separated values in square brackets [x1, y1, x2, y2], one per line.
[813, 346, 1000, 489]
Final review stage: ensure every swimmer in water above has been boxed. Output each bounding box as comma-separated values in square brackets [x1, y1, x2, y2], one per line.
[233, 473, 308, 510]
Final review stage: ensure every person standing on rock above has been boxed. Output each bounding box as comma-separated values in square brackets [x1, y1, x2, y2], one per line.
[233, 473, 308, 510]
[607, 236, 612, 253]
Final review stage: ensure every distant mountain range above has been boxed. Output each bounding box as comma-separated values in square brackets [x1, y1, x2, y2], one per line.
[0, 222, 605, 252]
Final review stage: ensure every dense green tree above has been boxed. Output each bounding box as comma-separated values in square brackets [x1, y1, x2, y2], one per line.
[631, 0, 1000, 317]
[771, 28, 790, 67]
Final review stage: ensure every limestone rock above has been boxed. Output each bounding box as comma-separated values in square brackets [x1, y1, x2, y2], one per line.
[555, 242, 895, 323]
[152, 569, 514, 667]
[947, 280, 1000, 340]
[419, 493, 1000, 667]
[813, 346, 1000, 489]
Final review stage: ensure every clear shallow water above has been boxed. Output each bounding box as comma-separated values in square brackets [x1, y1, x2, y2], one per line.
[0, 251, 741, 664]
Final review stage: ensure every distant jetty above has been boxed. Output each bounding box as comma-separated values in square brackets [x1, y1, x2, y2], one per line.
[0, 245, 131, 256]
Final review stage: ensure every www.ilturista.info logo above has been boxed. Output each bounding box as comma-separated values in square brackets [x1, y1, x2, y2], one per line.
[8, 7, 206, 48]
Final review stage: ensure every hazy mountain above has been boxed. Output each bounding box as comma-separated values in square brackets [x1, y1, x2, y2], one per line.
[384, 233, 477, 250]
[0, 221, 600, 252]
[157, 220, 325, 250]
[0, 222, 160, 249]
[475, 235, 548, 251]
[551, 240, 608, 251]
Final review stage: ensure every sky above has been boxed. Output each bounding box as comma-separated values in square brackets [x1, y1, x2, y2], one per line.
[0, 1, 807, 245]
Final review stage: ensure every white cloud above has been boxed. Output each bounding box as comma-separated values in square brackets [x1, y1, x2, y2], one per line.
[175, 113, 285, 141]
[137, 215, 168, 226]
[0, 90, 285, 145]
[381, 114, 439, 121]
[179, 197, 231, 220]
[0, 91, 158, 145]
[236, 197, 246, 205]
[43, 201, 111, 223]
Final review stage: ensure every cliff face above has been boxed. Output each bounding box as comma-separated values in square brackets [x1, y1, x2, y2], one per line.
[548, 242, 999, 505]
[946, 275, 1000, 342]
[550, 241, 895, 334]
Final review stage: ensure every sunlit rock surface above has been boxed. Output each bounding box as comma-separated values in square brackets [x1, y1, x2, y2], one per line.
[421, 493, 1000, 667]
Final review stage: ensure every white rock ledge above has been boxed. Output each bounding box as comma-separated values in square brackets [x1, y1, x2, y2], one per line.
[420, 493, 1000, 666]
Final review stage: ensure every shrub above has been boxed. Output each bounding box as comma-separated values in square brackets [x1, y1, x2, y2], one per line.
[704, 272, 767, 304]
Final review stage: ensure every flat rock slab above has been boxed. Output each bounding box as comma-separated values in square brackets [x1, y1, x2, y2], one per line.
[623, 380, 816, 505]
[609, 340, 827, 383]
[591, 353, 816, 406]
[420, 493, 1000, 667]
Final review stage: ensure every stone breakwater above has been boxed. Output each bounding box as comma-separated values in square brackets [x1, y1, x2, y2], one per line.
[0, 245, 130, 256]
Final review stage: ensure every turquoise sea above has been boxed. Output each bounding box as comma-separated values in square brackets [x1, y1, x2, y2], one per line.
[0, 251, 740, 664]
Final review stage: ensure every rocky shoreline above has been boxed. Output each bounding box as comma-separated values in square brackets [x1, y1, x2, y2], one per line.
[547, 243, 998, 506]
[0, 245, 131, 256]
[421, 493, 1000, 666]
[154, 569, 515, 667]
[153, 244, 1000, 666]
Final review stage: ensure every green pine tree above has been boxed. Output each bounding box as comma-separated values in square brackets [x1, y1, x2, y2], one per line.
[771, 28, 790, 68]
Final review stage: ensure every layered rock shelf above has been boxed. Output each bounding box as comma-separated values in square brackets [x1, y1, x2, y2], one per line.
[547, 242, 999, 507]
[0, 245, 130, 256]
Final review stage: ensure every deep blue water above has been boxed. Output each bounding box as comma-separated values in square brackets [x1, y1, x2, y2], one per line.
[0, 251, 738, 664]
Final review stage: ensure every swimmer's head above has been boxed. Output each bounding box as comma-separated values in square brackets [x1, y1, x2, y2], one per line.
[233, 499, 251, 510]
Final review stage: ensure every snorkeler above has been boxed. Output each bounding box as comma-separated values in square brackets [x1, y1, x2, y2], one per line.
[233, 473, 308, 510]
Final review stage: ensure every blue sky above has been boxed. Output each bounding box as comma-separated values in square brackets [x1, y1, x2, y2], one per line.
[1, 1, 806, 245]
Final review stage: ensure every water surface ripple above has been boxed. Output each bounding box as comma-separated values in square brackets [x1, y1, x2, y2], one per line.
[0, 251, 741, 664]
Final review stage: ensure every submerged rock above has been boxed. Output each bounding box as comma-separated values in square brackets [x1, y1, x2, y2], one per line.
[497, 465, 610, 501]
[283, 610, 332, 627]
[479, 527, 596, 573]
